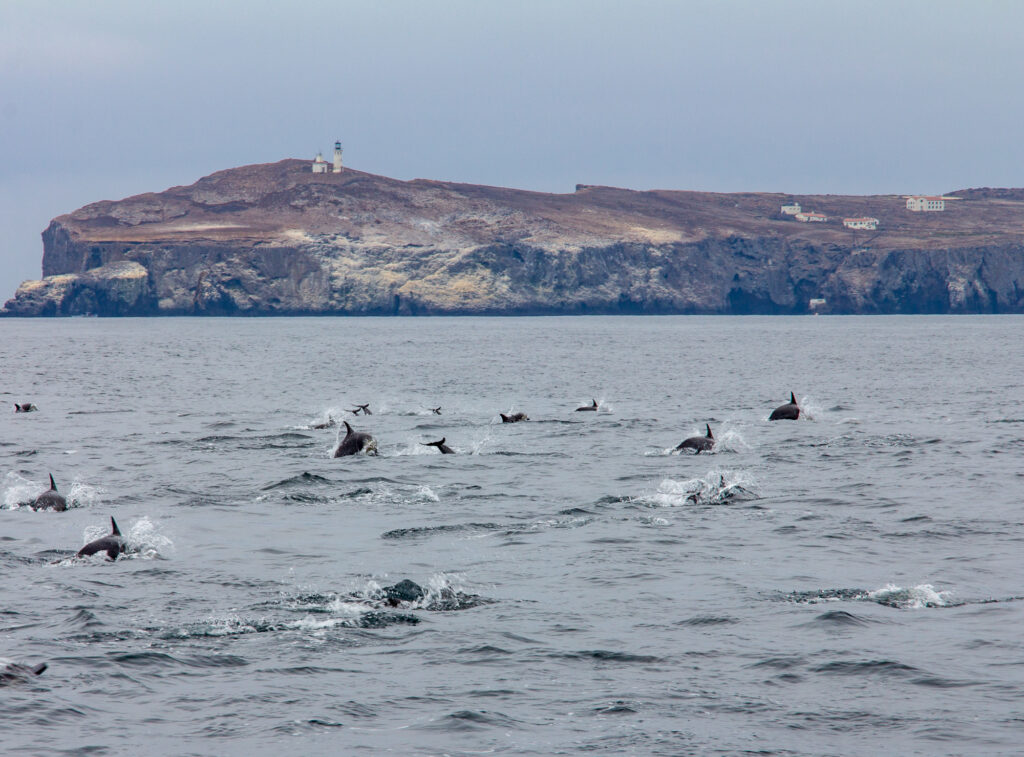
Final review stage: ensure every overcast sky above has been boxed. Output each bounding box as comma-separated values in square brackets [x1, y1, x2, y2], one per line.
[2, 0, 1022, 297]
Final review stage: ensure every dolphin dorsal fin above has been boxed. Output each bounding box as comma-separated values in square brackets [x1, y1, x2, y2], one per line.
[31, 663, 47, 676]
[439, 437, 445, 445]
[48, 473, 57, 491]
[790, 391, 796, 404]
[706, 424, 713, 438]
[344, 421, 353, 434]
[110, 517, 121, 536]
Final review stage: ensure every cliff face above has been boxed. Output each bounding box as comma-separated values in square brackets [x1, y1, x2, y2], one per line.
[5, 160, 1024, 315]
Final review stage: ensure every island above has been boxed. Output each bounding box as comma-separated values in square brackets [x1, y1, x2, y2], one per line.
[4, 159, 1024, 316]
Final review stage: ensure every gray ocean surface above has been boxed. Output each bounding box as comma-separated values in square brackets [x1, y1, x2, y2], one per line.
[1, 315, 1022, 756]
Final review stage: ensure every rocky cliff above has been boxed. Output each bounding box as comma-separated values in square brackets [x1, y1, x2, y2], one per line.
[5, 159, 1024, 315]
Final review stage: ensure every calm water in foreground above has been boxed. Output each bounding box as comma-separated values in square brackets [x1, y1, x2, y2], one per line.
[1, 316, 1022, 756]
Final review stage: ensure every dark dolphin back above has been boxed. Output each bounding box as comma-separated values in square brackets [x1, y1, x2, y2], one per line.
[334, 422, 376, 457]
[76, 517, 126, 559]
[769, 392, 800, 421]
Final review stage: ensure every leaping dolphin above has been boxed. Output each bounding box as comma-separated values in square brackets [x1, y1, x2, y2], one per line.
[333, 421, 378, 457]
[421, 438, 455, 454]
[500, 412, 529, 423]
[575, 399, 599, 412]
[430, 407, 442, 415]
[769, 392, 800, 421]
[675, 424, 715, 454]
[354, 404, 372, 416]
[34, 474, 67, 512]
[77, 517, 126, 560]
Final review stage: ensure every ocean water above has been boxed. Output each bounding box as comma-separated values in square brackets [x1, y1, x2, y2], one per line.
[1, 315, 1022, 756]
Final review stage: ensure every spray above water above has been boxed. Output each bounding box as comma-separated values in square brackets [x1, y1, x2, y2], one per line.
[647, 471, 758, 507]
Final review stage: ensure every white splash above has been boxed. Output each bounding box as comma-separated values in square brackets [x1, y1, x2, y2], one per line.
[68, 481, 104, 508]
[868, 583, 952, 609]
[2, 471, 40, 509]
[647, 470, 758, 507]
[416, 485, 440, 502]
[710, 427, 750, 453]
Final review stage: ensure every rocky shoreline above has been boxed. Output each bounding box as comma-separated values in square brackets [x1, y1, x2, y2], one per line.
[5, 160, 1024, 316]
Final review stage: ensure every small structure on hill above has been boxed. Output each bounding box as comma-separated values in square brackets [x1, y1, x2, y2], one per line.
[312, 141, 344, 173]
[795, 210, 827, 223]
[906, 195, 944, 212]
[843, 217, 879, 230]
[781, 202, 801, 215]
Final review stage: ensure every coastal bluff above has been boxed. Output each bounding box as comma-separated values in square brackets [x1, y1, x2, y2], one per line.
[5, 160, 1024, 316]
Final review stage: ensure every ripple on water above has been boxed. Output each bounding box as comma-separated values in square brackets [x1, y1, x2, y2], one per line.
[416, 709, 524, 732]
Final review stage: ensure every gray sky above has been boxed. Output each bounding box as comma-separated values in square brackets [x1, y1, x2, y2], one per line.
[2, 0, 1022, 298]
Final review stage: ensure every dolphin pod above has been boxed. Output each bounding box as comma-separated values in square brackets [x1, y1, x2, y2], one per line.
[676, 423, 715, 454]
[333, 421, 378, 457]
[34, 474, 67, 512]
[769, 392, 801, 421]
[421, 438, 455, 454]
[77, 517, 126, 560]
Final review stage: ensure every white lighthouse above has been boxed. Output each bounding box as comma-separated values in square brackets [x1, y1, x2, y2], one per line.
[332, 141, 343, 173]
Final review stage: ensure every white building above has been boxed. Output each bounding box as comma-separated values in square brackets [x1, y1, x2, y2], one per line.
[311, 140, 344, 173]
[906, 196, 944, 212]
[843, 217, 879, 230]
[781, 202, 801, 215]
[795, 211, 827, 223]
[311, 152, 330, 173]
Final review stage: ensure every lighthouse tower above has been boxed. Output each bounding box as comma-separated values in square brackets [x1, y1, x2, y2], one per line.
[332, 141, 343, 173]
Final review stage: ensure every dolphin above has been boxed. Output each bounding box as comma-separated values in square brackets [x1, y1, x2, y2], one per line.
[575, 399, 599, 412]
[310, 415, 336, 429]
[421, 437, 455, 454]
[675, 423, 715, 454]
[769, 392, 801, 421]
[77, 517, 126, 560]
[353, 404, 372, 416]
[500, 412, 529, 423]
[14, 403, 37, 412]
[0, 659, 47, 686]
[382, 579, 425, 607]
[34, 474, 67, 512]
[430, 407, 442, 415]
[333, 421, 378, 457]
